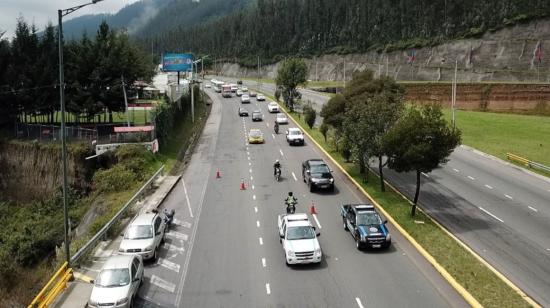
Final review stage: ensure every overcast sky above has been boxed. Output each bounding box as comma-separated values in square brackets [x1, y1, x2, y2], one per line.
[0, 0, 139, 39]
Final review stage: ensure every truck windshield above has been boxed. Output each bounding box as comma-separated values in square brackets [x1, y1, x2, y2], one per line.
[356, 212, 381, 225]
[287, 226, 315, 240]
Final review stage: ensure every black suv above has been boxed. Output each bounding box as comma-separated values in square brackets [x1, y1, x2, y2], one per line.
[302, 159, 334, 192]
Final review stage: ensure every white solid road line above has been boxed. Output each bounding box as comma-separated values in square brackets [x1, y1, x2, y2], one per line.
[265, 283, 271, 295]
[468, 176, 476, 180]
[421, 172, 430, 178]
[479, 207, 504, 223]
[292, 172, 298, 181]
[157, 258, 181, 273]
[257, 220, 260, 227]
[355, 297, 365, 308]
[484, 184, 493, 189]
[150, 275, 176, 293]
[504, 194, 513, 200]
[453, 168, 460, 172]
[312, 213, 322, 229]
[181, 179, 194, 218]
[528, 206, 539, 212]
[279, 149, 284, 156]
[262, 258, 266, 267]
[259, 237, 263, 245]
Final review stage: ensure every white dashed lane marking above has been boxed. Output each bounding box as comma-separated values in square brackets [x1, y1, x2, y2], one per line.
[528, 206, 538, 212]
[265, 283, 271, 295]
[504, 194, 513, 200]
[421, 172, 429, 178]
[467, 176, 475, 180]
[279, 149, 284, 156]
[292, 172, 298, 181]
[479, 207, 504, 223]
[254, 206, 258, 213]
[262, 258, 266, 267]
[253, 195, 256, 200]
[150, 275, 176, 293]
[157, 258, 181, 273]
[259, 237, 263, 245]
[166, 231, 189, 242]
[355, 298, 365, 308]
[256, 221, 260, 227]
[164, 243, 185, 253]
[453, 168, 460, 173]
[484, 184, 493, 189]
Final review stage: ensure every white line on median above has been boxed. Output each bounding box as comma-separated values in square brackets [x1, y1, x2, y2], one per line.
[181, 179, 194, 218]
[262, 258, 266, 267]
[259, 237, 263, 245]
[355, 297, 365, 308]
[312, 214, 322, 229]
[479, 207, 504, 223]
[257, 220, 260, 227]
[528, 206, 538, 212]
[421, 172, 429, 178]
[484, 184, 493, 189]
[265, 283, 271, 295]
[279, 149, 284, 156]
[504, 194, 513, 200]
[468, 176, 476, 180]
[292, 172, 297, 181]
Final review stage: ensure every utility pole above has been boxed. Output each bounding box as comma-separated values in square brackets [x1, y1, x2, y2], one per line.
[121, 75, 130, 127]
[452, 59, 458, 128]
[315, 58, 318, 81]
[343, 58, 346, 88]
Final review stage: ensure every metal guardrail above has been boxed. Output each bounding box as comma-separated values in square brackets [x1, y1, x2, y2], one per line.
[28, 262, 73, 308]
[506, 153, 550, 173]
[70, 165, 165, 265]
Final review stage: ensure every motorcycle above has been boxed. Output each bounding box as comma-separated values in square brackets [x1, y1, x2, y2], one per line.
[163, 208, 175, 229]
[285, 200, 297, 214]
[274, 122, 279, 134]
[275, 167, 281, 182]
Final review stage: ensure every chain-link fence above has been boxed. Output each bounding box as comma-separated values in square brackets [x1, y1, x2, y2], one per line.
[14, 123, 98, 142]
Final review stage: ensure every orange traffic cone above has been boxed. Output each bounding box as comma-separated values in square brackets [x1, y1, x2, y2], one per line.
[310, 201, 317, 214]
[216, 168, 221, 179]
[240, 178, 246, 190]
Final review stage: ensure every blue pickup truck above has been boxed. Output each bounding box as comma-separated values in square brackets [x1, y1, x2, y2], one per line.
[340, 204, 391, 250]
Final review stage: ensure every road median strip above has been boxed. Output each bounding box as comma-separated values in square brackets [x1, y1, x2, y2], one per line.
[255, 90, 536, 308]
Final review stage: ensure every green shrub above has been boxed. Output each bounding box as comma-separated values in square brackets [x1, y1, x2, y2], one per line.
[115, 145, 156, 180]
[93, 165, 136, 193]
[304, 105, 317, 129]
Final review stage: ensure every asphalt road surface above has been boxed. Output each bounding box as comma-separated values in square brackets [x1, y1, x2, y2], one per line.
[213, 76, 550, 305]
[133, 87, 468, 307]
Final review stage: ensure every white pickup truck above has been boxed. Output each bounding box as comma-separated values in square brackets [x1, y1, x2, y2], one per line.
[277, 213, 322, 265]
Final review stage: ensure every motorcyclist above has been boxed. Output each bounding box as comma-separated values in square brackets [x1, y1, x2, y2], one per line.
[274, 121, 279, 134]
[273, 159, 281, 176]
[285, 191, 297, 213]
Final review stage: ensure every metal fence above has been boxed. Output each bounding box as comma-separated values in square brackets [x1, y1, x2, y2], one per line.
[14, 123, 97, 142]
[506, 153, 550, 174]
[70, 165, 165, 265]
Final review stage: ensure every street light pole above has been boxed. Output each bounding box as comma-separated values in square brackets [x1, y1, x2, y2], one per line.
[58, 0, 105, 267]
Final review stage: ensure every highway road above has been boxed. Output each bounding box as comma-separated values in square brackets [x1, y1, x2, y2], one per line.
[134, 87, 467, 307]
[212, 76, 550, 305]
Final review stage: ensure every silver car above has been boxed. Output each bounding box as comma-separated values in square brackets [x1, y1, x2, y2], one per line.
[119, 212, 165, 261]
[88, 254, 143, 308]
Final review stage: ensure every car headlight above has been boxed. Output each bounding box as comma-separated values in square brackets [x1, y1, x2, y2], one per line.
[329, 178, 334, 183]
[116, 297, 129, 305]
[88, 299, 98, 306]
[386, 234, 391, 241]
[287, 250, 295, 257]
[118, 248, 125, 253]
[314, 248, 322, 255]
[144, 245, 154, 252]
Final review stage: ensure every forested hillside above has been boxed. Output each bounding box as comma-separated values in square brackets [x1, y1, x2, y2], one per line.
[142, 0, 550, 65]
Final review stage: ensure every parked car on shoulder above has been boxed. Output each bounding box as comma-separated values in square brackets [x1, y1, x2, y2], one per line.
[302, 159, 334, 192]
[118, 211, 165, 261]
[88, 254, 143, 308]
[341, 204, 391, 250]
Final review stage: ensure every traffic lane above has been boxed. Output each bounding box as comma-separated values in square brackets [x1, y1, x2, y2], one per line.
[376, 163, 550, 306]
[448, 146, 550, 216]
[248, 101, 464, 306]
[177, 92, 268, 307]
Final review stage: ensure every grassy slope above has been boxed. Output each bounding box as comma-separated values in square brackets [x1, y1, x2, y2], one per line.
[262, 92, 530, 307]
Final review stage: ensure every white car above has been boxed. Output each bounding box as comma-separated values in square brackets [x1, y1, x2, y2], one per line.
[286, 127, 304, 145]
[276, 113, 288, 124]
[205, 83, 211, 88]
[278, 213, 322, 265]
[256, 94, 266, 101]
[119, 211, 165, 261]
[241, 94, 250, 103]
[267, 102, 279, 113]
[230, 84, 238, 92]
[236, 89, 243, 97]
[241, 86, 248, 92]
[88, 254, 143, 308]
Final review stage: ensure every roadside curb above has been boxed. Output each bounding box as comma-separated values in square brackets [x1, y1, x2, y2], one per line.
[460, 144, 550, 184]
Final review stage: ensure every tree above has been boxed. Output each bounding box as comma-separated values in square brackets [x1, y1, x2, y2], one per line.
[320, 93, 348, 151]
[319, 123, 329, 142]
[304, 104, 316, 129]
[383, 104, 462, 216]
[275, 58, 307, 112]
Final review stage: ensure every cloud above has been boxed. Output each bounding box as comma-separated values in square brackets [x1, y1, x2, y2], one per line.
[0, 0, 139, 39]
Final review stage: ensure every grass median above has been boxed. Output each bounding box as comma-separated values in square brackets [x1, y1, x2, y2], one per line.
[264, 94, 532, 307]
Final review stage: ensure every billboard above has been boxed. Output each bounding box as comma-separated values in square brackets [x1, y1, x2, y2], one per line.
[162, 53, 193, 72]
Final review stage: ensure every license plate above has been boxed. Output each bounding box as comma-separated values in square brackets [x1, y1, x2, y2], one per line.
[372, 244, 381, 248]
[320, 185, 328, 188]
